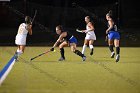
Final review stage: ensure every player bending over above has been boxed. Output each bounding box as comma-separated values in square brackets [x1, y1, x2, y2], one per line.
[50, 25, 86, 61]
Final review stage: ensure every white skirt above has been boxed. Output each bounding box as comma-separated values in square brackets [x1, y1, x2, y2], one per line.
[15, 34, 27, 45]
[85, 31, 96, 40]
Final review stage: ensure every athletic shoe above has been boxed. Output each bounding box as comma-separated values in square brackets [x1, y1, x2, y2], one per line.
[14, 52, 18, 61]
[116, 54, 120, 62]
[14, 56, 18, 62]
[111, 52, 115, 58]
[82, 56, 86, 61]
[90, 48, 94, 55]
[58, 57, 65, 61]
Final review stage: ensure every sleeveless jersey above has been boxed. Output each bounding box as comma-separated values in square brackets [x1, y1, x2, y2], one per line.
[17, 23, 28, 35]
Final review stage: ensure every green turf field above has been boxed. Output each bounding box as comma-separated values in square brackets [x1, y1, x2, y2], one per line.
[0, 47, 140, 93]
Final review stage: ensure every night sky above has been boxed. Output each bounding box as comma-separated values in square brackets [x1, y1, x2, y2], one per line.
[0, 0, 139, 46]
[10, 0, 118, 7]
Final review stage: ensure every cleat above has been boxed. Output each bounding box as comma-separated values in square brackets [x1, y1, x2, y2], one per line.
[90, 48, 94, 55]
[82, 56, 86, 61]
[14, 52, 18, 62]
[15, 59, 19, 62]
[14, 52, 18, 59]
[14, 55, 18, 62]
[58, 57, 65, 61]
[116, 54, 120, 62]
[111, 52, 115, 58]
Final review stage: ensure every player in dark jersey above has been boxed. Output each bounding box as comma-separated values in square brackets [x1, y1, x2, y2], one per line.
[50, 25, 86, 61]
[106, 12, 120, 62]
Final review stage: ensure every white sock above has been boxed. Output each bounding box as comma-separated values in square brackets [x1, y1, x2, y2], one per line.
[89, 45, 94, 49]
[82, 45, 87, 54]
[17, 49, 20, 52]
[111, 51, 115, 54]
[17, 50, 23, 56]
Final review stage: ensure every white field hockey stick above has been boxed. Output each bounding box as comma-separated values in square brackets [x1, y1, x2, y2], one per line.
[76, 29, 83, 33]
[31, 10, 37, 25]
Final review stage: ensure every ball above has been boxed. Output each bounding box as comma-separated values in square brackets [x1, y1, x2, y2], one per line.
[53, 50, 56, 52]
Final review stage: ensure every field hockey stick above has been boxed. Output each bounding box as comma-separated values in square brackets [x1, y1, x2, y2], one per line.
[105, 35, 108, 42]
[31, 10, 37, 25]
[76, 29, 83, 33]
[30, 50, 51, 61]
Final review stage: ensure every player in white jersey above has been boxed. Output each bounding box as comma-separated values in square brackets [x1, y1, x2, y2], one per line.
[14, 16, 32, 60]
[77, 16, 96, 56]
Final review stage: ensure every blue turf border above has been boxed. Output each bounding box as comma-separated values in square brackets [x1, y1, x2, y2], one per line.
[0, 56, 15, 79]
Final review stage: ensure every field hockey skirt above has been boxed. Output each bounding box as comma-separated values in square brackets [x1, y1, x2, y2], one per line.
[85, 31, 96, 40]
[15, 34, 27, 45]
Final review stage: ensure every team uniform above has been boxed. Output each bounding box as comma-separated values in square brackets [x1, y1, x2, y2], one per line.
[51, 29, 86, 61]
[14, 16, 32, 61]
[15, 23, 29, 45]
[107, 20, 120, 62]
[85, 25, 96, 40]
[81, 22, 96, 55]
[63, 31, 77, 44]
[107, 24, 120, 40]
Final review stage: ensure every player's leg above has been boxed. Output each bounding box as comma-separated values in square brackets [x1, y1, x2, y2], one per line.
[70, 43, 86, 61]
[14, 45, 24, 61]
[114, 32, 120, 62]
[108, 39, 115, 58]
[14, 45, 19, 60]
[108, 33, 115, 58]
[20, 45, 25, 53]
[89, 39, 94, 55]
[82, 39, 88, 54]
[58, 41, 68, 61]
[15, 34, 26, 59]
[16, 45, 25, 56]
[114, 39, 120, 62]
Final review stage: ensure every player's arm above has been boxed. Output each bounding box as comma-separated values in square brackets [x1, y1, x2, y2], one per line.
[106, 19, 113, 34]
[77, 22, 94, 33]
[52, 33, 66, 48]
[28, 24, 32, 35]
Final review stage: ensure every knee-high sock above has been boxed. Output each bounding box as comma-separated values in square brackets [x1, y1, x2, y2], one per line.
[109, 45, 114, 52]
[116, 47, 120, 54]
[16, 49, 23, 56]
[89, 45, 93, 49]
[74, 50, 84, 57]
[82, 45, 87, 54]
[60, 48, 65, 58]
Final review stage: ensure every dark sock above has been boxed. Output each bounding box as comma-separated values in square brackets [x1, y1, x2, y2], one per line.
[116, 47, 120, 54]
[109, 45, 114, 52]
[90, 48, 93, 55]
[74, 50, 84, 57]
[60, 48, 65, 58]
